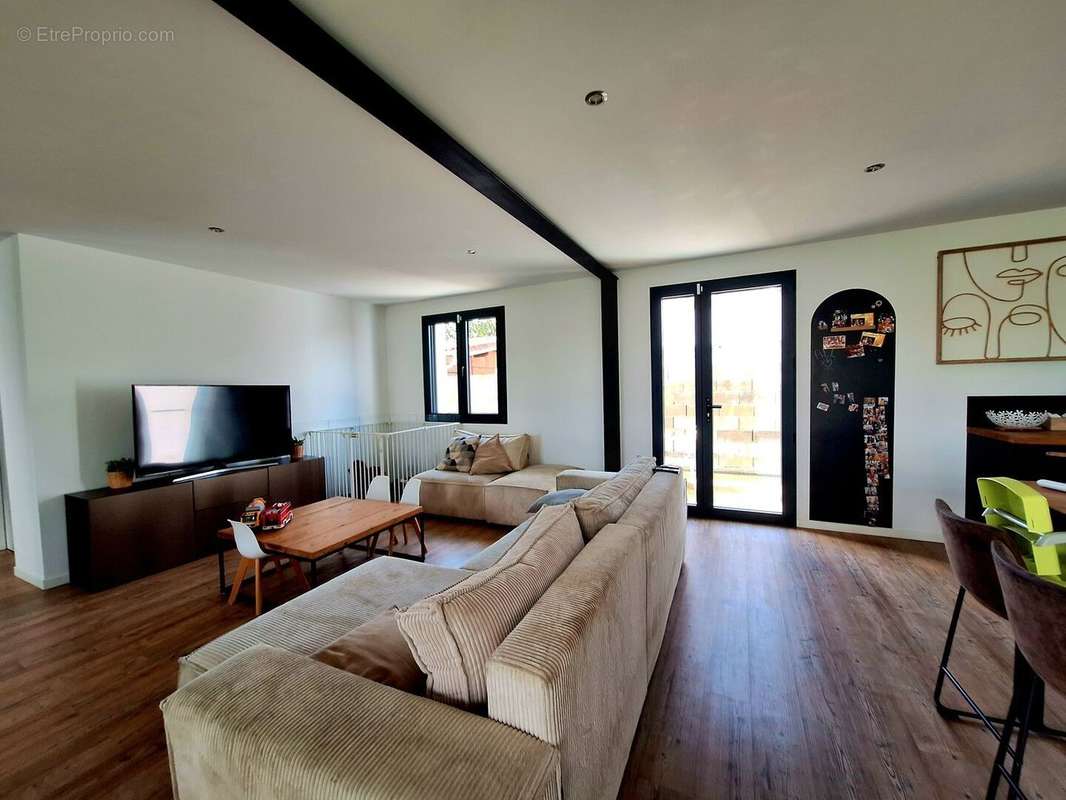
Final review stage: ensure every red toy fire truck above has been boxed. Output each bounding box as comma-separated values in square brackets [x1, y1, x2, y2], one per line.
[260, 501, 294, 530]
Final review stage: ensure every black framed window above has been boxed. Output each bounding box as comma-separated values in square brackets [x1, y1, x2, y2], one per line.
[422, 306, 507, 424]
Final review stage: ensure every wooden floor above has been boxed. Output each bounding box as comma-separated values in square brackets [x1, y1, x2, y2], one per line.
[0, 518, 1063, 799]
[622, 520, 1066, 800]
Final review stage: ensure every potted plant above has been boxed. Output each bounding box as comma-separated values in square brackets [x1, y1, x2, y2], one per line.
[105, 458, 136, 490]
[291, 435, 305, 461]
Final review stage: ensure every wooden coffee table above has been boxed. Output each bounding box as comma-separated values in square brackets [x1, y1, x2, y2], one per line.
[216, 497, 425, 594]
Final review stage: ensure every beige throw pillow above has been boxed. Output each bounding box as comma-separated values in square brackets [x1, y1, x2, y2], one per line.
[572, 457, 656, 541]
[496, 433, 530, 470]
[312, 609, 425, 694]
[458, 430, 531, 470]
[436, 435, 479, 472]
[469, 434, 514, 475]
[396, 504, 583, 708]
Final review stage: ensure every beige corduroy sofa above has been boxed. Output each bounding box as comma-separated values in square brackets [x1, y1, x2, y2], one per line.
[163, 458, 687, 800]
[413, 432, 577, 526]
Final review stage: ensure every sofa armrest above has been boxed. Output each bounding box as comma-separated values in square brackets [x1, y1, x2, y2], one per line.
[555, 469, 616, 491]
[162, 644, 559, 800]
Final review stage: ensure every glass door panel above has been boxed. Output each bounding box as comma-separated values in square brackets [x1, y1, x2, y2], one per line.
[651, 271, 795, 525]
[709, 286, 783, 514]
[659, 295, 698, 504]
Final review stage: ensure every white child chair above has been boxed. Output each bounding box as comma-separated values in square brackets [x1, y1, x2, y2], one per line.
[366, 474, 391, 502]
[364, 475, 424, 557]
[399, 478, 426, 559]
[365, 475, 399, 556]
[398, 478, 422, 545]
[227, 519, 307, 616]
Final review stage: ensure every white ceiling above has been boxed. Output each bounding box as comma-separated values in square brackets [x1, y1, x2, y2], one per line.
[299, 0, 1066, 266]
[3, 1, 1066, 301]
[0, 0, 581, 302]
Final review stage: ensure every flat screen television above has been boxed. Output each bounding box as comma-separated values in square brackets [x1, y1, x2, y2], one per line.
[133, 384, 292, 477]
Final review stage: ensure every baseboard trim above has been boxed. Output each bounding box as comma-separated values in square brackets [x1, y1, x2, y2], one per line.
[798, 520, 941, 543]
[13, 567, 70, 590]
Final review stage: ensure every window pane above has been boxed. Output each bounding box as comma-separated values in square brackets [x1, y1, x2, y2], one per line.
[465, 316, 498, 415]
[431, 321, 458, 415]
[660, 296, 697, 504]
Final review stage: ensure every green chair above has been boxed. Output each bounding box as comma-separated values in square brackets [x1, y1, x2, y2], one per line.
[977, 477, 1066, 585]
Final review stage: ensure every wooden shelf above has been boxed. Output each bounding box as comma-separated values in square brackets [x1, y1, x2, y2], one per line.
[966, 427, 1066, 446]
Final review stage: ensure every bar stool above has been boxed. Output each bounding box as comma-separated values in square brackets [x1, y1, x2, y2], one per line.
[933, 499, 1028, 734]
[987, 540, 1066, 799]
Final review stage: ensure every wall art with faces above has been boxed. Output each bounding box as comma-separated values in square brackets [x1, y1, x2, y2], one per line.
[938, 234, 1066, 364]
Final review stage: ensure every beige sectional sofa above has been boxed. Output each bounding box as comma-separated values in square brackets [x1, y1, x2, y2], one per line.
[163, 459, 687, 800]
[416, 462, 576, 526]
[413, 432, 577, 526]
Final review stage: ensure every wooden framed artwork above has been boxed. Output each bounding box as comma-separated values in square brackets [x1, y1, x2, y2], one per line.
[937, 234, 1066, 364]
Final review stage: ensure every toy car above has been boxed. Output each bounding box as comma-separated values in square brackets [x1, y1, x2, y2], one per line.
[260, 501, 294, 530]
[241, 497, 267, 527]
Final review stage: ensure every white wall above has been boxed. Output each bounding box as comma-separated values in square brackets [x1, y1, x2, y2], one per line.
[15, 235, 385, 586]
[619, 205, 1066, 541]
[352, 302, 388, 419]
[383, 276, 604, 468]
[0, 235, 46, 581]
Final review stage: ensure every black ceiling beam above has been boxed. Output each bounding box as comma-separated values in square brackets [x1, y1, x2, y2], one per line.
[211, 0, 622, 469]
[211, 0, 615, 283]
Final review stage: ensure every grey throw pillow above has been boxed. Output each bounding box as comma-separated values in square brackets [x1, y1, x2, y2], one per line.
[436, 436, 479, 472]
[527, 488, 587, 513]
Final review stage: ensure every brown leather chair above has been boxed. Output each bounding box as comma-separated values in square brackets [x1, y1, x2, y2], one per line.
[988, 540, 1066, 799]
[933, 499, 1026, 733]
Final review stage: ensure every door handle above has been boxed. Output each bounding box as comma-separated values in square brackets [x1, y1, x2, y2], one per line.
[705, 399, 721, 421]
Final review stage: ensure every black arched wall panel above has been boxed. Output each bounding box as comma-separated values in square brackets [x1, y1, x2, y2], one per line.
[809, 289, 896, 527]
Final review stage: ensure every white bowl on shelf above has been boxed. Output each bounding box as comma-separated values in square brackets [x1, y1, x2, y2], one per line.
[985, 409, 1049, 430]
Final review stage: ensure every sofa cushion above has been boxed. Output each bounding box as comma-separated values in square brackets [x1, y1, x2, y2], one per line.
[470, 434, 514, 475]
[497, 434, 531, 471]
[436, 435, 480, 472]
[460, 518, 532, 571]
[396, 504, 583, 709]
[616, 470, 688, 674]
[557, 469, 616, 491]
[484, 463, 577, 526]
[415, 469, 498, 520]
[459, 430, 531, 470]
[528, 489, 586, 513]
[177, 558, 471, 686]
[486, 523, 648, 800]
[572, 457, 656, 541]
[312, 609, 425, 694]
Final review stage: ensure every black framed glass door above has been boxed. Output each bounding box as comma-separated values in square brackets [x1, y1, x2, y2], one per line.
[651, 270, 796, 525]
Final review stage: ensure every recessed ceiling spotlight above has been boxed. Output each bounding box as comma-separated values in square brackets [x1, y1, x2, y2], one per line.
[584, 90, 607, 106]
[208, 226, 225, 233]
[864, 162, 886, 173]
[466, 249, 477, 255]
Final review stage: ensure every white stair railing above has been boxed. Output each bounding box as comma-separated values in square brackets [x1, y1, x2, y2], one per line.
[305, 422, 458, 501]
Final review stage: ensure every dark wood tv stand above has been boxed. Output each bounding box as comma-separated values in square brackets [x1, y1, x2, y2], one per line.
[65, 457, 325, 591]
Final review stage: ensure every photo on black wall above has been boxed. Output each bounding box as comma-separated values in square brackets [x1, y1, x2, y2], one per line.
[809, 289, 896, 527]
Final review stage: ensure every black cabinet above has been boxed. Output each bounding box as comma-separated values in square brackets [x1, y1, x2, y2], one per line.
[964, 396, 1066, 520]
[65, 458, 325, 590]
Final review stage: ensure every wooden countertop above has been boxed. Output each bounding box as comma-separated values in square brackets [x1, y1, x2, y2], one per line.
[967, 427, 1066, 446]
[1026, 481, 1066, 515]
